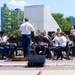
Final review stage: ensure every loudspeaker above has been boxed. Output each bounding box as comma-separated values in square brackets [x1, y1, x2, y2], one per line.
[28, 55, 46, 67]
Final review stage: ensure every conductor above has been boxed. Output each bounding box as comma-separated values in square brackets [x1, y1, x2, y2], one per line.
[19, 17, 34, 57]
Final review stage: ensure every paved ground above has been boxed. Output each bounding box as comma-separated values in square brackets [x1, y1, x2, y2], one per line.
[0, 58, 75, 75]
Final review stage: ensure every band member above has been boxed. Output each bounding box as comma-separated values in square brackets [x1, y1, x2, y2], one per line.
[70, 25, 75, 36]
[57, 32, 67, 60]
[2, 32, 17, 58]
[19, 17, 34, 57]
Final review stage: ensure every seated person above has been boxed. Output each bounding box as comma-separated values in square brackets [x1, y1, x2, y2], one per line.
[48, 32, 59, 59]
[35, 29, 42, 36]
[57, 32, 67, 59]
[56, 28, 61, 37]
[0, 38, 7, 59]
[34, 29, 43, 44]
[2, 32, 17, 58]
[68, 38, 75, 57]
[35, 31, 50, 57]
[70, 25, 75, 36]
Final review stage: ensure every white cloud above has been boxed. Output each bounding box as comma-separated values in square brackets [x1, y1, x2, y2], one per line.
[8, 0, 29, 7]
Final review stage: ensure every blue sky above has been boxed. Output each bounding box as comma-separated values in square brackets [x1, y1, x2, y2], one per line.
[0, 0, 75, 17]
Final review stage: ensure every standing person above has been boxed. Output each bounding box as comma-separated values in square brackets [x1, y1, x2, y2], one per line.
[56, 28, 61, 37]
[19, 17, 34, 57]
[70, 25, 75, 36]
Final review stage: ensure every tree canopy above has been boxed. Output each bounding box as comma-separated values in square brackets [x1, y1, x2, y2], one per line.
[2, 9, 24, 36]
[51, 13, 72, 31]
[2, 10, 72, 36]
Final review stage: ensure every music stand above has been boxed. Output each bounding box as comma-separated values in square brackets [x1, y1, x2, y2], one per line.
[7, 36, 17, 43]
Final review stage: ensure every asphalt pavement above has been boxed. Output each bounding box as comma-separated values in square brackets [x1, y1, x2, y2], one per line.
[0, 58, 75, 75]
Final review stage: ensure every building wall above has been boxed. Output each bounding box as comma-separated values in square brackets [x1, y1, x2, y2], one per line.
[24, 5, 44, 32]
[24, 5, 60, 33]
[44, 6, 60, 32]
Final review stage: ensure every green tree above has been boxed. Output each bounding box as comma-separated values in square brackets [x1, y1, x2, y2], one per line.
[12, 30, 21, 37]
[2, 9, 24, 34]
[51, 13, 72, 31]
